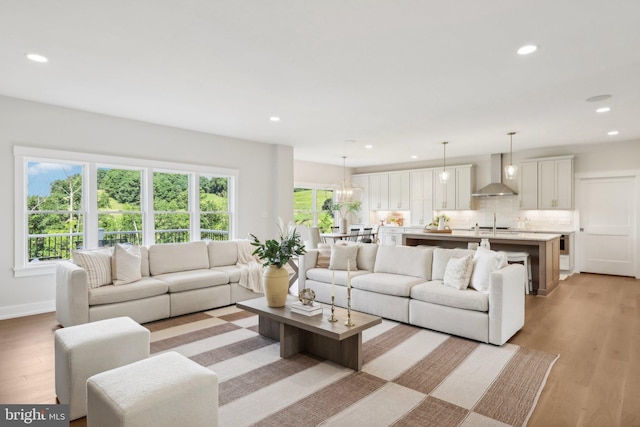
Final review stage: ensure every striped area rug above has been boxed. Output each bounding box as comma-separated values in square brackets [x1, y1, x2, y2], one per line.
[145, 305, 558, 427]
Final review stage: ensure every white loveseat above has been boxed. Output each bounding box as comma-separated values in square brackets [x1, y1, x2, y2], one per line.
[56, 240, 262, 327]
[299, 243, 525, 345]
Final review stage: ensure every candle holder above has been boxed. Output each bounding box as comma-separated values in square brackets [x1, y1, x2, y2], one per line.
[344, 287, 355, 327]
[328, 295, 338, 322]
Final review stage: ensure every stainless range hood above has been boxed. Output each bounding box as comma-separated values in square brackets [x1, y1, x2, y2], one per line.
[472, 154, 517, 197]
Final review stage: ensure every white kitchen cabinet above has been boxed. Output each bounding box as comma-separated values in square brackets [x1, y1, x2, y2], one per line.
[369, 173, 389, 210]
[518, 161, 538, 209]
[538, 157, 573, 209]
[351, 175, 369, 224]
[455, 166, 474, 210]
[434, 166, 473, 210]
[388, 171, 411, 210]
[410, 170, 434, 226]
[379, 226, 404, 245]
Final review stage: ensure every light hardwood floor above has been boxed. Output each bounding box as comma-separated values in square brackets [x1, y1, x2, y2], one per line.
[1, 273, 638, 427]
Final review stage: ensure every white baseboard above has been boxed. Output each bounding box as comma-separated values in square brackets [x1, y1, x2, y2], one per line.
[0, 300, 55, 320]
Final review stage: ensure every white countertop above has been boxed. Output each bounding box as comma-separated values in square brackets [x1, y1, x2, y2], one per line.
[403, 230, 562, 241]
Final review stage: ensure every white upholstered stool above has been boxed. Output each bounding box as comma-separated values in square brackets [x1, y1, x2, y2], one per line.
[505, 251, 533, 294]
[54, 316, 150, 420]
[87, 351, 219, 427]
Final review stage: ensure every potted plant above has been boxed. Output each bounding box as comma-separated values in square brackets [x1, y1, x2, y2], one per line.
[330, 200, 361, 233]
[250, 218, 306, 307]
[429, 214, 451, 230]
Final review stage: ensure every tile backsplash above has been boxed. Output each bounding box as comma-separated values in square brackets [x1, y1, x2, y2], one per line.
[435, 195, 576, 231]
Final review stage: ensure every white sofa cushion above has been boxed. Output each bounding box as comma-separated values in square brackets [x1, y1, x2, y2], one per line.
[443, 255, 473, 290]
[373, 245, 434, 279]
[111, 244, 142, 286]
[149, 241, 209, 275]
[306, 268, 371, 286]
[410, 280, 489, 312]
[207, 240, 238, 267]
[154, 269, 228, 292]
[140, 246, 150, 277]
[88, 278, 169, 305]
[355, 243, 378, 272]
[210, 265, 242, 283]
[351, 272, 425, 297]
[432, 248, 475, 281]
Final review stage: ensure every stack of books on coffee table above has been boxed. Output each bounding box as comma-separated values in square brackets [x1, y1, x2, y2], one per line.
[290, 302, 323, 316]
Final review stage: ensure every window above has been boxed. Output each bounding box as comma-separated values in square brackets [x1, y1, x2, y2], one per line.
[26, 161, 84, 262]
[14, 147, 237, 277]
[199, 175, 230, 241]
[293, 186, 334, 232]
[97, 167, 143, 247]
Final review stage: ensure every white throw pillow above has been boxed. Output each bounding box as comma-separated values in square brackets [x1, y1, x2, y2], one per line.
[443, 255, 474, 290]
[470, 246, 504, 293]
[432, 248, 475, 280]
[112, 244, 142, 285]
[329, 244, 358, 271]
[72, 248, 112, 288]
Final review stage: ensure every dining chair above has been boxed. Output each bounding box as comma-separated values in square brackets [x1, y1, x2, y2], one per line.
[347, 229, 360, 242]
[360, 227, 373, 243]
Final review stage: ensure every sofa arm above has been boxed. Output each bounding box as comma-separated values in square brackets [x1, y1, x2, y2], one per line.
[55, 261, 90, 327]
[488, 263, 525, 345]
[298, 250, 319, 290]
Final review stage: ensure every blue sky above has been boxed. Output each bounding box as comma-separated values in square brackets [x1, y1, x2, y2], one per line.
[28, 162, 82, 197]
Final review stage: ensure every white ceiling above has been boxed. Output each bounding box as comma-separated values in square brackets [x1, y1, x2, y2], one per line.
[1, 1, 639, 167]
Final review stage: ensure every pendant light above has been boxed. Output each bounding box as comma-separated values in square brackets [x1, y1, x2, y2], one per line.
[504, 132, 518, 180]
[334, 156, 363, 203]
[439, 141, 450, 184]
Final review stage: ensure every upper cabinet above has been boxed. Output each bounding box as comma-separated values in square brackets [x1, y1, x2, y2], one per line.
[368, 173, 389, 210]
[388, 172, 411, 210]
[434, 165, 474, 210]
[519, 156, 574, 210]
[410, 170, 434, 226]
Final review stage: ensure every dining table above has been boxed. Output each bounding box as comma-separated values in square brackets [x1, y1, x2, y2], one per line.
[319, 230, 377, 244]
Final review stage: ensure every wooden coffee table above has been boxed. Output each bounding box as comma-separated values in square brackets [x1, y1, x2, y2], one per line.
[237, 296, 381, 371]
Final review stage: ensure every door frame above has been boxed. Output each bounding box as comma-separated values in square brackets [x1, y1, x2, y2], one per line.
[575, 170, 640, 279]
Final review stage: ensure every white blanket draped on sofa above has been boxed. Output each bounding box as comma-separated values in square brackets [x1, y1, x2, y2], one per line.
[236, 241, 264, 293]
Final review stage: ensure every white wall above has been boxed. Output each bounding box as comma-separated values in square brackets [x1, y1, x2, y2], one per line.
[294, 160, 349, 187]
[0, 95, 293, 318]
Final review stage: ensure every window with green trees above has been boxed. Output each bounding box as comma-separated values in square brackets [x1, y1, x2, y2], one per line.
[293, 187, 334, 232]
[17, 148, 236, 270]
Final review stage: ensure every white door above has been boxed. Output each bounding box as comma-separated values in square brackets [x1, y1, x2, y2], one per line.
[579, 176, 636, 276]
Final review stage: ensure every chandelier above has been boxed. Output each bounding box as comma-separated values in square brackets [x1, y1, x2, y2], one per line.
[334, 156, 363, 203]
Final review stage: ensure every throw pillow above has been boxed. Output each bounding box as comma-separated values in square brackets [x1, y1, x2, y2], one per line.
[443, 255, 474, 290]
[112, 244, 142, 286]
[315, 243, 331, 268]
[72, 248, 112, 288]
[470, 246, 503, 292]
[432, 248, 475, 280]
[329, 244, 358, 271]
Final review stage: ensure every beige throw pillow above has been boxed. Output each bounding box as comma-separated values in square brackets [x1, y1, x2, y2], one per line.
[315, 243, 331, 268]
[112, 244, 142, 285]
[443, 255, 474, 290]
[72, 248, 112, 288]
[329, 244, 358, 271]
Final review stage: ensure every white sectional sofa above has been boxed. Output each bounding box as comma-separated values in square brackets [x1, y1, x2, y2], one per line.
[299, 243, 525, 345]
[56, 240, 262, 327]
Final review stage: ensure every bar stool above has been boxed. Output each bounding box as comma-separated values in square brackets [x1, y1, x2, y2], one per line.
[505, 251, 532, 294]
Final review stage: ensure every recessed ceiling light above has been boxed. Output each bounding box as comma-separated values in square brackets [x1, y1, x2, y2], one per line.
[364, 144, 373, 149]
[517, 45, 537, 55]
[411, 155, 418, 159]
[26, 53, 48, 63]
[269, 116, 280, 122]
[608, 130, 619, 136]
[596, 107, 611, 113]
[586, 94, 612, 102]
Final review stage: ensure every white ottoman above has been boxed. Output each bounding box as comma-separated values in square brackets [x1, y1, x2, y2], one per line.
[87, 351, 219, 427]
[54, 316, 150, 420]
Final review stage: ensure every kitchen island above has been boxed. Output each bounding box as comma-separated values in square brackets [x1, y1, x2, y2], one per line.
[402, 231, 561, 295]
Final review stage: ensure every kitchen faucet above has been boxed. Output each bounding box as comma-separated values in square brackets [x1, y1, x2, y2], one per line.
[493, 212, 497, 236]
